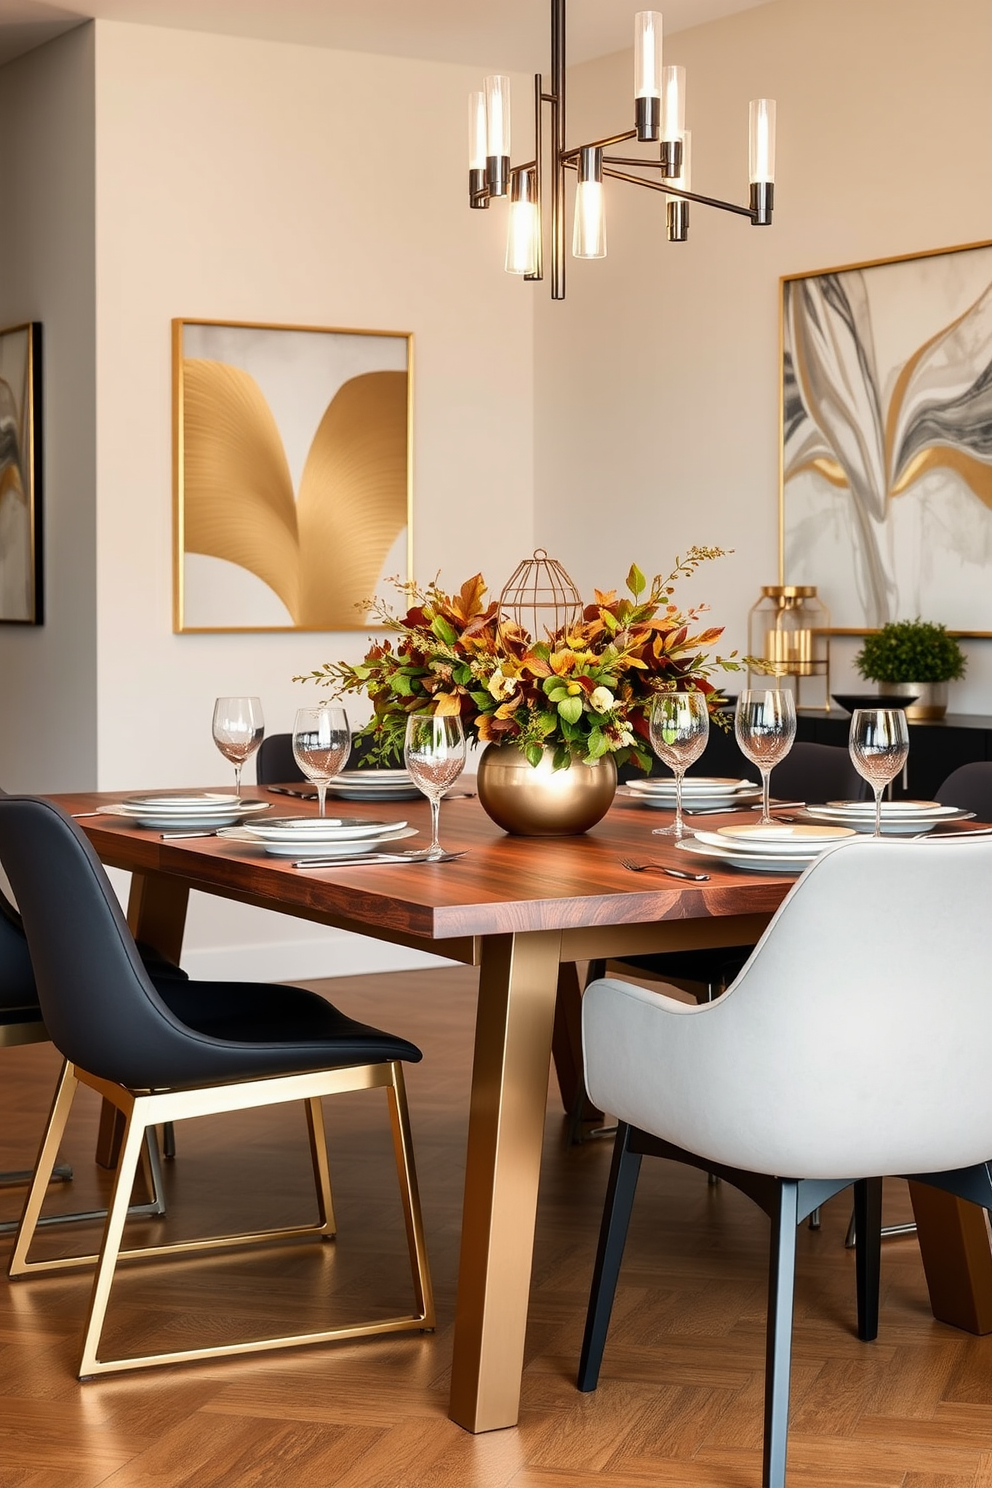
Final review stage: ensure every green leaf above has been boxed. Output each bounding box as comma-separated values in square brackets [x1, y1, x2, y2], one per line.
[557, 695, 584, 725]
[391, 672, 415, 696]
[537, 710, 558, 736]
[431, 614, 458, 646]
[586, 727, 607, 758]
[626, 563, 646, 598]
[525, 744, 544, 768]
[552, 745, 571, 771]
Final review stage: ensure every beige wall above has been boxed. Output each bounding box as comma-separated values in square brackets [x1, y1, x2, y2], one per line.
[534, 0, 992, 711]
[90, 22, 534, 976]
[0, 26, 97, 791]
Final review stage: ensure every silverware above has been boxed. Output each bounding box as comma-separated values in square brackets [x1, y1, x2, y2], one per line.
[160, 829, 221, 840]
[266, 785, 318, 800]
[292, 850, 465, 870]
[619, 858, 710, 882]
[71, 811, 104, 819]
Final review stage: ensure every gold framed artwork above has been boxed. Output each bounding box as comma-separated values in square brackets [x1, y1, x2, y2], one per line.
[0, 322, 43, 625]
[173, 319, 412, 632]
[780, 240, 992, 636]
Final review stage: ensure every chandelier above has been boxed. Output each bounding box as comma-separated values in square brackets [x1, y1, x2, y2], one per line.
[467, 0, 776, 299]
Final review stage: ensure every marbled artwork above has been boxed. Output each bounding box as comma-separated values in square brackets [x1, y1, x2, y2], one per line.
[0, 323, 42, 625]
[174, 320, 412, 632]
[782, 243, 992, 632]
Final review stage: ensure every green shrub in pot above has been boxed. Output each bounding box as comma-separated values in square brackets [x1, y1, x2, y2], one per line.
[853, 620, 967, 684]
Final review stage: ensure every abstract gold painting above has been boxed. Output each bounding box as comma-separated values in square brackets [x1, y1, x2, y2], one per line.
[781, 240, 992, 634]
[173, 320, 412, 631]
[0, 322, 42, 625]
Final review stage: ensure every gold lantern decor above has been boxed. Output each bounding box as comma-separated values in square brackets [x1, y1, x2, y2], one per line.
[497, 548, 583, 641]
[748, 585, 830, 710]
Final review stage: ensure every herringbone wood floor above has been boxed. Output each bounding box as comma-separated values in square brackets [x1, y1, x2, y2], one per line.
[2, 964, 991, 1487]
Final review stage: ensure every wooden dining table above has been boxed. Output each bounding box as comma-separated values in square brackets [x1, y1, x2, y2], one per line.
[53, 784, 992, 1433]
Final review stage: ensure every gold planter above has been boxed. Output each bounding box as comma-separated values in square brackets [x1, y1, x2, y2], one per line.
[879, 681, 948, 720]
[476, 743, 617, 836]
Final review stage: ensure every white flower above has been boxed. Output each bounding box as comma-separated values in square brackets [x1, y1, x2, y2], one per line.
[589, 686, 615, 713]
[487, 666, 517, 702]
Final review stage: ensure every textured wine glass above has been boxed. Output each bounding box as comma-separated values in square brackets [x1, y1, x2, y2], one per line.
[648, 691, 710, 839]
[849, 708, 910, 838]
[404, 715, 467, 860]
[211, 696, 264, 801]
[292, 706, 351, 818]
[735, 689, 797, 825]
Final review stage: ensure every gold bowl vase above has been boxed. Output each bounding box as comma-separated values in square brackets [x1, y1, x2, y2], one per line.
[476, 742, 617, 837]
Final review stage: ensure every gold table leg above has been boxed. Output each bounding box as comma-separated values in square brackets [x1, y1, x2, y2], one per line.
[449, 930, 563, 1432]
[95, 872, 190, 1169]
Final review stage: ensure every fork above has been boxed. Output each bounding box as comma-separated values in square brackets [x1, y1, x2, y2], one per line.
[619, 858, 710, 882]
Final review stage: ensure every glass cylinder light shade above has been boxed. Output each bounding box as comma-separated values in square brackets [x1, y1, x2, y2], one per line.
[484, 74, 511, 159]
[572, 147, 607, 259]
[468, 91, 487, 170]
[749, 98, 776, 182]
[661, 64, 686, 142]
[505, 169, 539, 276]
[747, 585, 830, 709]
[634, 11, 663, 97]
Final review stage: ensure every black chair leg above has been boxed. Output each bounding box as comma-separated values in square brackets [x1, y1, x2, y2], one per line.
[577, 1121, 642, 1392]
[854, 1177, 882, 1341]
[763, 1179, 799, 1488]
[162, 1121, 176, 1160]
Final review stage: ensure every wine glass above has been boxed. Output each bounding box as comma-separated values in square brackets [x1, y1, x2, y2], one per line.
[849, 708, 910, 838]
[292, 706, 351, 818]
[404, 715, 467, 861]
[735, 689, 797, 825]
[649, 691, 710, 839]
[212, 696, 264, 800]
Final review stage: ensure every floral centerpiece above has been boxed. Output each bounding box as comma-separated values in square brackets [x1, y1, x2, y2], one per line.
[296, 547, 746, 775]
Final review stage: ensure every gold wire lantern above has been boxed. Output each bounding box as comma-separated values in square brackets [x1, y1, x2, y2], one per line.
[497, 549, 584, 640]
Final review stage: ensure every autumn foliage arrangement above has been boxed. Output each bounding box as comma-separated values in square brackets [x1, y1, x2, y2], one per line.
[297, 547, 747, 771]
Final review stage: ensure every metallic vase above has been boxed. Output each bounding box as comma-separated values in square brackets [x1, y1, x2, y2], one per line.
[476, 743, 617, 836]
[879, 681, 948, 720]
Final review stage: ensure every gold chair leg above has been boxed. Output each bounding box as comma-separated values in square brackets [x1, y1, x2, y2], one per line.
[8, 1060, 79, 1275]
[304, 1096, 336, 1237]
[388, 1062, 435, 1330]
[78, 1104, 148, 1378]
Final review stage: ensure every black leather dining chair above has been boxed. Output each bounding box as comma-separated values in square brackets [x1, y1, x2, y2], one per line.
[0, 795, 433, 1378]
[255, 730, 386, 786]
[936, 761, 992, 819]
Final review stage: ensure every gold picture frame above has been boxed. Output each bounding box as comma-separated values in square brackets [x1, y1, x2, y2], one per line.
[0, 322, 43, 625]
[779, 239, 992, 638]
[173, 318, 413, 632]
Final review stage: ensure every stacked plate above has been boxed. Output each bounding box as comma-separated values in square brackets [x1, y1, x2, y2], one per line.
[99, 792, 271, 829]
[804, 800, 974, 835]
[218, 815, 418, 860]
[625, 776, 761, 811]
[677, 821, 856, 874]
[326, 768, 422, 802]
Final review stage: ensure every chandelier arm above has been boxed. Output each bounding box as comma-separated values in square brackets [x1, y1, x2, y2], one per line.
[601, 165, 756, 220]
[527, 72, 544, 282]
[551, 0, 566, 298]
[560, 128, 638, 163]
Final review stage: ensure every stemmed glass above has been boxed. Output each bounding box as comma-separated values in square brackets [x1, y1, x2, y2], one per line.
[212, 696, 264, 801]
[735, 689, 797, 825]
[849, 708, 910, 838]
[292, 706, 351, 818]
[649, 691, 710, 839]
[404, 715, 467, 861]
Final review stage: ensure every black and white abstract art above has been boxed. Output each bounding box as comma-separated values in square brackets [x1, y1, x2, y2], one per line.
[781, 242, 992, 632]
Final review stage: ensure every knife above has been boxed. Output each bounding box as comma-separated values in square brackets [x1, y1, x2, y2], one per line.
[292, 850, 465, 869]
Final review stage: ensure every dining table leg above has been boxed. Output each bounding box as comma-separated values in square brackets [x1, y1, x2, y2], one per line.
[448, 929, 564, 1432]
[95, 871, 191, 1169]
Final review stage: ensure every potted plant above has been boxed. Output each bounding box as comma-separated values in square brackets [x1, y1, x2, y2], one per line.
[296, 548, 749, 835]
[853, 619, 966, 719]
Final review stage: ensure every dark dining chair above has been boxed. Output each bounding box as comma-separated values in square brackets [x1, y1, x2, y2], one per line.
[936, 761, 992, 820]
[578, 834, 992, 1487]
[0, 796, 434, 1377]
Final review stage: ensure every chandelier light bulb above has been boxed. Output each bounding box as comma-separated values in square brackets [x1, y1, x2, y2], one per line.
[749, 98, 776, 183]
[661, 64, 686, 141]
[572, 147, 607, 260]
[634, 12, 663, 97]
[468, 91, 487, 171]
[484, 74, 511, 159]
[505, 169, 540, 276]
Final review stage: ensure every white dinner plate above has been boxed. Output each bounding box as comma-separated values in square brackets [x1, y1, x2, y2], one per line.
[330, 770, 414, 786]
[327, 780, 422, 801]
[100, 800, 270, 829]
[625, 788, 762, 811]
[123, 791, 243, 809]
[676, 837, 823, 874]
[219, 825, 418, 858]
[718, 823, 855, 845]
[690, 828, 828, 859]
[626, 777, 755, 796]
[240, 816, 407, 843]
[822, 799, 952, 816]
